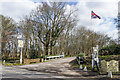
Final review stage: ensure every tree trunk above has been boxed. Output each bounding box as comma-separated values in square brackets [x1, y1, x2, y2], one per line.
[50, 41, 53, 55]
[45, 45, 49, 55]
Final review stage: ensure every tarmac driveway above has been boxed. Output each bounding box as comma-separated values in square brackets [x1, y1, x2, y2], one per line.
[2, 57, 120, 80]
[19, 57, 81, 76]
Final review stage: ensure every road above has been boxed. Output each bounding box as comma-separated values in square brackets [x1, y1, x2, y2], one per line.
[1, 57, 120, 80]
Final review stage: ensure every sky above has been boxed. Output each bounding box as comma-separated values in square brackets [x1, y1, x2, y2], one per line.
[0, 0, 119, 40]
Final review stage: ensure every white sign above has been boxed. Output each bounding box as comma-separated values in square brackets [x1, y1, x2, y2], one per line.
[93, 47, 98, 52]
[18, 40, 23, 48]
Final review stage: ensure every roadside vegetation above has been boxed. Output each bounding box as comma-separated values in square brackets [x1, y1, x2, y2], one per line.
[0, 2, 118, 66]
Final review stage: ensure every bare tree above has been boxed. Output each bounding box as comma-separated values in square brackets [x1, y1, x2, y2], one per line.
[28, 2, 77, 55]
[0, 15, 17, 58]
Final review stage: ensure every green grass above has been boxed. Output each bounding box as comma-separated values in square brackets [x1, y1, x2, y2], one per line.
[13, 63, 22, 66]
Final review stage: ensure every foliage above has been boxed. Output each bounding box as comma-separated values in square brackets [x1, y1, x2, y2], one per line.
[100, 44, 120, 55]
[2, 59, 20, 64]
[13, 63, 22, 66]
[100, 55, 120, 61]
[5, 62, 22, 66]
[6, 63, 12, 66]
[39, 55, 46, 58]
[71, 58, 92, 70]
[1, 3, 117, 59]
[29, 45, 38, 59]
[78, 52, 85, 58]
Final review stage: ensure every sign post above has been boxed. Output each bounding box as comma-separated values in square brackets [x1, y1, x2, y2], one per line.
[18, 40, 23, 64]
[92, 45, 99, 71]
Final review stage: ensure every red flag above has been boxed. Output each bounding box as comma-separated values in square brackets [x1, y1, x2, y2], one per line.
[91, 11, 101, 19]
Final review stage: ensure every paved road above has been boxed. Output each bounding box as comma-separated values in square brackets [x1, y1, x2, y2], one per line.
[1, 57, 120, 80]
[1, 57, 78, 80]
[2, 57, 76, 79]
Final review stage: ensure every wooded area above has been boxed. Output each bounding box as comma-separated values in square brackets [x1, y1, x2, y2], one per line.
[0, 2, 116, 60]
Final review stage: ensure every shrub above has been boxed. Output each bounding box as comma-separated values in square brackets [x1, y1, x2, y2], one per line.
[78, 52, 85, 58]
[77, 52, 86, 64]
[100, 55, 120, 61]
[100, 44, 120, 55]
[39, 55, 46, 58]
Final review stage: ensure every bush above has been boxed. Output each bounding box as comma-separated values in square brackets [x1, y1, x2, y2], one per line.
[78, 52, 85, 58]
[100, 55, 120, 61]
[100, 44, 120, 55]
[39, 55, 46, 58]
[71, 58, 92, 70]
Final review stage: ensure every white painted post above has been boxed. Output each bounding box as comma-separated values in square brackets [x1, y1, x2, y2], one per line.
[92, 47, 95, 69]
[108, 71, 112, 78]
[92, 45, 99, 69]
[84, 66, 87, 71]
[3, 60, 5, 65]
[18, 40, 23, 64]
[96, 45, 99, 66]
[80, 65, 82, 69]
[20, 48, 22, 64]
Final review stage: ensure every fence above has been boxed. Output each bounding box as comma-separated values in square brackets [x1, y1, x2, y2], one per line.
[45, 54, 64, 61]
[24, 54, 64, 64]
[24, 59, 40, 64]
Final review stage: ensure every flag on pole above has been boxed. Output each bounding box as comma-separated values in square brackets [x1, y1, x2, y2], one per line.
[91, 11, 101, 19]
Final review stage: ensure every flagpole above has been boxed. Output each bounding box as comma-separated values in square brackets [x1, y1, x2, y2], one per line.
[91, 10, 101, 71]
[91, 11, 94, 70]
[91, 11, 95, 70]
[91, 11, 93, 69]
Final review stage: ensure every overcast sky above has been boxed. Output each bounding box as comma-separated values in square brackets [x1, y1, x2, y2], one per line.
[0, 0, 119, 40]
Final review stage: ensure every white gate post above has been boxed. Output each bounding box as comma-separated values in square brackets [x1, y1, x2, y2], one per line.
[20, 48, 22, 64]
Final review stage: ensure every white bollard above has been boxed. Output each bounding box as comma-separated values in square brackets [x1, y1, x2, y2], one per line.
[3, 60, 5, 65]
[83, 66, 87, 71]
[62, 52, 64, 58]
[79, 65, 82, 69]
[108, 71, 112, 78]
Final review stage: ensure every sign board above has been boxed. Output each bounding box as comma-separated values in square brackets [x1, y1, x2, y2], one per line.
[101, 60, 107, 72]
[18, 40, 23, 48]
[101, 60, 119, 73]
[107, 60, 119, 72]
